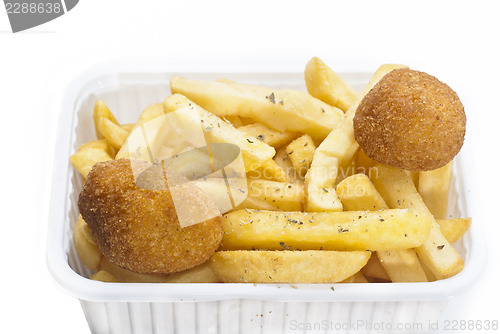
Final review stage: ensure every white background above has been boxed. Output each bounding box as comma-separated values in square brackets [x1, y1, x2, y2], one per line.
[1, 1, 499, 333]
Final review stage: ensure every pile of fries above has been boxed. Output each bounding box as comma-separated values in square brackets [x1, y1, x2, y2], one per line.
[71, 57, 471, 284]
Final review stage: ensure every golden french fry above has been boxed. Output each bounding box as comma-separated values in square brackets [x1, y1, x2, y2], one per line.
[93, 100, 118, 139]
[99, 257, 219, 283]
[73, 215, 101, 271]
[136, 103, 165, 126]
[99, 117, 130, 150]
[421, 262, 438, 282]
[355, 148, 376, 171]
[222, 115, 244, 128]
[247, 159, 287, 182]
[90, 270, 119, 283]
[286, 134, 316, 178]
[407, 171, 420, 188]
[371, 163, 464, 279]
[336, 174, 428, 282]
[305, 64, 408, 212]
[247, 179, 305, 211]
[220, 208, 432, 251]
[336, 174, 388, 211]
[163, 94, 275, 171]
[210, 250, 371, 283]
[234, 196, 280, 211]
[337, 174, 427, 282]
[274, 147, 302, 184]
[304, 57, 358, 112]
[78, 139, 116, 157]
[238, 123, 299, 149]
[170, 76, 345, 141]
[120, 123, 135, 132]
[99, 257, 170, 283]
[351, 272, 370, 283]
[115, 103, 165, 160]
[361, 253, 391, 281]
[70, 140, 114, 178]
[437, 218, 471, 244]
[418, 161, 453, 219]
[160, 262, 220, 283]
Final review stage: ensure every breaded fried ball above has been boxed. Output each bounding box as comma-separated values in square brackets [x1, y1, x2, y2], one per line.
[78, 159, 223, 275]
[353, 68, 466, 171]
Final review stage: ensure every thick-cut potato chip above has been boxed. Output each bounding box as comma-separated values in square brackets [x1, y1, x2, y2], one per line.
[220, 208, 432, 251]
[304, 57, 358, 112]
[371, 163, 464, 279]
[170, 75, 345, 140]
[210, 250, 371, 283]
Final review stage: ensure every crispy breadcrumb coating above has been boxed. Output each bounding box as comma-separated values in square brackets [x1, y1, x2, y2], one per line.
[78, 159, 223, 275]
[353, 68, 466, 171]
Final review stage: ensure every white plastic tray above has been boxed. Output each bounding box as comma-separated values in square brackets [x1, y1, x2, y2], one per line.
[47, 63, 485, 334]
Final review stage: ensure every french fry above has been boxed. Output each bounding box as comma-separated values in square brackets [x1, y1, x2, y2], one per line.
[220, 208, 432, 251]
[247, 159, 287, 182]
[98, 117, 130, 150]
[73, 215, 101, 271]
[222, 115, 244, 128]
[274, 147, 302, 184]
[170, 75, 345, 141]
[120, 123, 135, 132]
[336, 174, 428, 282]
[238, 123, 299, 149]
[93, 100, 118, 139]
[305, 64, 408, 212]
[437, 218, 471, 244]
[115, 103, 165, 160]
[418, 161, 453, 219]
[247, 179, 305, 211]
[99, 257, 219, 283]
[163, 94, 275, 171]
[90, 270, 119, 283]
[136, 103, 165, 126]
[355, 148, 376, 171]
[286, 134, 316, 178]
[304, 57, 358, 112]
[234, 196, 280, 211]
[370, 163, 464, 279]
[361, 253, 391, 281]
[210, 250, 371, 283]
[78, 139, 116, 158]
[69, 140, 114, 178]
[336, 174, 388, 211]
[351, 272, 370, 283]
